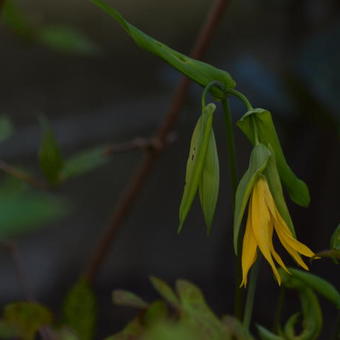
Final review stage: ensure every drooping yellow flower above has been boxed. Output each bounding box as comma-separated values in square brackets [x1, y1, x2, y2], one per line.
[240, 176, 315, 286]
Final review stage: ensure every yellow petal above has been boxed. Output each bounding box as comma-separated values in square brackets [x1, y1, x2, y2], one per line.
[251, 180, 281, 284]
[240, 202, 258, 287]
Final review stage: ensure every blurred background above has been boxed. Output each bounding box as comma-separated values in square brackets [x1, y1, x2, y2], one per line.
[0, 0, 339, 338]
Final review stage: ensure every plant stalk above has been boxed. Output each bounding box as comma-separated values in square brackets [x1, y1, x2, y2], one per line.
[243, 259, 260, 330]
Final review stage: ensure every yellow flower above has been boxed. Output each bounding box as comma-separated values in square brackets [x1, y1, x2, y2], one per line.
[240, 176, 315, 286]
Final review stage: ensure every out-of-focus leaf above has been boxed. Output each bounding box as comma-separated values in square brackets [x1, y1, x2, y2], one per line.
[331, 224, 340, 250]
[0, 320, 19, 338]
[0, 181, 67, 239]
[178, 103, 215, 232]
[37, 26, 99, 55]
[143, 301, 168, 327]
[38, 117, 64, 185]
[199, 130, 219, 233]
[0, 115, 13, 143]
[221, 316, 253, 339]
[4, 302, 52, 340]
[61, 146, 108, 180]
[113, 290, 148, 309]
[288, 268, 340, 309]
[150, 276, 180, 308]
[91, 0, 235, 99]
[238, 108, 310, 207]
[144, 321, 200, 340]
[63, 280, 96, 340]
[104, 317, 144, 340]
[263, 151, 295, 235]
[233, 143, 271, 253]
[1, 0, 34, 38]
[257, 325, 284, 340]
[175, 279, 229, 339]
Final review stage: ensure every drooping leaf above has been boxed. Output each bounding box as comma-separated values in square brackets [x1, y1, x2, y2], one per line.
[199, 130, 220, 234]
[0, 179, 67, 239]
[91, 0, 235, 99]
[233, 143, 271, 253]
[0, 115, 13, 143]
[331, 224, 340, 250]
[257, 325, 284, 340]
[37, 26, 99, 55]
[63, 280, 96, 340]
[263, 151, 295, 235]
[61, 146, 109, 180]
[113, 290, 148, 309]
[150, 276, 180, 308]
[38, 117, 64, 185]
[4, 302, 52, 340]
[178, 103, 215, 232]
[238, 108, 310, 207]
[288, 268, 340, 309]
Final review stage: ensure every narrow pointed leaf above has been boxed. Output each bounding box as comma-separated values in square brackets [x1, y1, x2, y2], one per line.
[263, 151, 295, 235]
[91, 0, 236, 98]
[178, 104, 215, 232]
[61, 146, 109, 180]
[113, 290, 148, 309]
[38, 117, 64, 185]
[150, 277, 180, 308]
[199, 130, 219, 233]
[233, 144, 271, 253]
[238, 108, 310, 207]
[289, 268, 340, 309]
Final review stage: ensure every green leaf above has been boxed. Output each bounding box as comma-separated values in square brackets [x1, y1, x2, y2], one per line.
[4, 302, 52, 340]
[221, 316, 254, 339]
[91, 0, 235, 99]
[37, 26, 99, 55]
[238, 108, 310, 207]
[149, 276, 180, 308]
[143, 301, 168, 327]
[199, 130, 219, 234]
[0, 115, 13, 143]
[263, 151, 295, 235]
[178, 104, 215, 232]
[0, 320, 19, 338]
[61, 146, 109, 180]
[0, 180, 67, 239]
[283, 289, 322, 340]
[175, 279, 227, 339]
[257, 325, 284, 340]
[112, 290, 148, 309]
[104, 317, 144, 340]
[63, 280, 96, 340]
[288, 268, 340, 309]
[2, 0, 34, 38]
[331, 224, 340, 250]
[233, 144, 271, 253]
[38, 117, 64, 185]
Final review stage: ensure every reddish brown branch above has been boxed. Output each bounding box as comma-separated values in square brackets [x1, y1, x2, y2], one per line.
[0, 160, 47, 189]
[84, 0, 232, 282]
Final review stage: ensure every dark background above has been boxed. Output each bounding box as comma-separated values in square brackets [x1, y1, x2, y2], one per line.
[0, 0, 339, 338]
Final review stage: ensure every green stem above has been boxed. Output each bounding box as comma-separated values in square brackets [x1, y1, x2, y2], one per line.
[222, 98, 238, 197]
[227, 88, 253, 111]
[243, 258, 260, 330]
[201, 80, 224, 108]
[222, 98, 243, 318]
